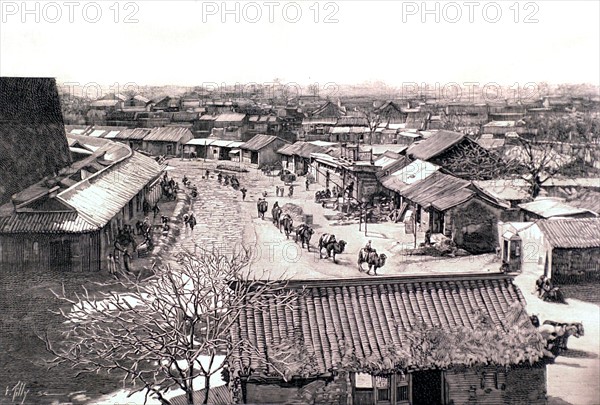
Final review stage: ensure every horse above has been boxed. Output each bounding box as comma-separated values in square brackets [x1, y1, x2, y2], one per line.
[279, 214, 293, 239]
[272, 206, 282, 225]
[357, 248, 387, 276]
[257, 199, 268, 220]
[318, 234, 346, 264]
[295, 224, 314, 251]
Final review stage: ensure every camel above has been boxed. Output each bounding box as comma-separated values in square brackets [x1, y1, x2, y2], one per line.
[295, 224, 314, 251]
[541, 320, 584, 352]
[257, 199, 268, 220]
[279, 214, 293, 239]
[318, 234, 346, 264]
[272, 206, 282, 225]
[357, 248, 387, 276]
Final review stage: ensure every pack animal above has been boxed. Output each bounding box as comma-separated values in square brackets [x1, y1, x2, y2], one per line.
[318, 234, 346, 264]
[357, 248, 387, 276]
[279, 213, 294, 239]
[295, 224, 314, 251]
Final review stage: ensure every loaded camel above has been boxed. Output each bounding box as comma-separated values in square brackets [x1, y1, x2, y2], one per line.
[272, 204, 282, 225]
[278, 213, 294, 239]
[295, 224, 315, 251]
[539, 320, 585, 355]
[318, 234, 346, 264]
[256, 199, 268, 220]
[357, 248, 387, 276]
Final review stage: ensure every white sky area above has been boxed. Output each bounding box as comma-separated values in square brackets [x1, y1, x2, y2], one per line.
[0, 1, 599, 87]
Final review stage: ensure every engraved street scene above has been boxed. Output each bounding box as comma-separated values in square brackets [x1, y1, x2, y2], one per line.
[0, 1, 598, 405]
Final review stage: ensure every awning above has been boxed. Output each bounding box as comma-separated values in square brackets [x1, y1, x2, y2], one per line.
[229, 149, 241, 154]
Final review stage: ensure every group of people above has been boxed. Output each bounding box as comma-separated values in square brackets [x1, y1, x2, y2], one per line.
[275, 185, 294, 197]
[161, 173, 178, 201]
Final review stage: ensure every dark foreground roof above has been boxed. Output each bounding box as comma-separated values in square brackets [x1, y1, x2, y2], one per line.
[231, 274, 542, 378]
[170, 385, 231, 405]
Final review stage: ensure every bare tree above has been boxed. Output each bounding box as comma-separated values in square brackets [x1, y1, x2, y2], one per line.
[437, 140, 521, 181]
[358, 108, 381, 146]
[42, 249, 296, 405]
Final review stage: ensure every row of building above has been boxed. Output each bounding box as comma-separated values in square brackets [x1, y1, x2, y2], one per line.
[0, 79, 166, 273]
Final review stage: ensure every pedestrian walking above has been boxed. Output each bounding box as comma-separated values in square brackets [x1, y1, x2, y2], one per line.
[288, 185, 294, 198]
[305, 177, 310, 191]
[217, 172, 223, 184]
[205, 169, 210, 179]
[188, 212, 197, 231]
[183, 213, 189, 228]
[153, 204, 160, 219]
[241, 187, 247, 201]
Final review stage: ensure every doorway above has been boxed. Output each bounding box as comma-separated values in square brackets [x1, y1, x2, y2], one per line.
[49, 240, 72, 272]
[411, 370, 443, 405]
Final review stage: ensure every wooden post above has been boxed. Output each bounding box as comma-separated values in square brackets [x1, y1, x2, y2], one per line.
[413, 207, 418, 248]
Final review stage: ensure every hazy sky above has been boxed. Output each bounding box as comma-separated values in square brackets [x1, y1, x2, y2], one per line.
[1, 1, 599, 88]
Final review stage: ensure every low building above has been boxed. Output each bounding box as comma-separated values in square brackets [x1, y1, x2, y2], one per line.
[239, 135, 291, 167]
[301, 117, 338, 141]
[230, 274, 548, 405]
[310, 148, 380, 202]
[277, 141, 329, 175]
[538, 218, 600, 283]
[184, 138, 243, 161]
[142, 127, 194, 156]
[406, 130, 501, 181]
[0, 135, 163, 272]
[194, 114, 218, 138]
[212, 113, 248, 141]
[111, 128, 152, 151]
[152, 96, 180, 112]
[518, 198, 598, 221]
[247, 115, 281, 137]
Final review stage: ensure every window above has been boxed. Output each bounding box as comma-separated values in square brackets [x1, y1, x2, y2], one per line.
[33, 242, 39, 256]
[375, 376, 391, 401]
[396, 374, 409, 402]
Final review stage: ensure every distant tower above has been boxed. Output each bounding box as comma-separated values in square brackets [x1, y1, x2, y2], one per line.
[0, 77, 72, 205]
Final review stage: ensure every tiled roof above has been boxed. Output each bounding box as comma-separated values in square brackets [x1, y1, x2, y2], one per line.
[277, 142, 327, 158]
[144, 127, 193, 142]
[214, 113, 246, 122]
[336, 116, 369, 126]
[302, 117, 338, 125]
[114, 128, 151, 140]
[169, 385, 231, 405]
[57, 152, 162, 228]
[172, 112, 200, 121]
[231, 275, 534, 376]
[401, 171, 473, 211]
[538, 218, 600, 248]
[0, 211, 96, 234]
[407, 130, 467, 160]
[240, 135, 286, 151]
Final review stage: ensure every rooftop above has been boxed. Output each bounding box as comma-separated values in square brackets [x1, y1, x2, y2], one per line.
[231, 273, 541, 377]
[380, 159, 440, 193]
[518, 198, 598, 219]
[240, 134, 287, 151]
[538, 218, 600, 249]
[406, 130, 467, 161]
